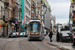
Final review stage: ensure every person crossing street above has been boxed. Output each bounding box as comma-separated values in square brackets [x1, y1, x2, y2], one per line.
[49, 30, 53, 42]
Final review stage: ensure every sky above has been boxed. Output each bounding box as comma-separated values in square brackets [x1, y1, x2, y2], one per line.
[47, 0, 71, 24]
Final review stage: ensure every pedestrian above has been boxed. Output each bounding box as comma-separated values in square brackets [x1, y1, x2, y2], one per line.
[2, 32, 4, 37]
[56, 30, 60, 42]
[46, 30, 48, 35]
[49, 30, 53, 42]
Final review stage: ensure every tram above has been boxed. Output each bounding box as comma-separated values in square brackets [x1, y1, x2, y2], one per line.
[27, 19, 44, 41]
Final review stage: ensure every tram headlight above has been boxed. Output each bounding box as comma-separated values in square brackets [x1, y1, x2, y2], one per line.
[30, 32, 40, 35]
[30, 32, 34, 35]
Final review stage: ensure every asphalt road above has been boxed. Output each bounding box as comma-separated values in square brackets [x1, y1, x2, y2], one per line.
[0, 37, 60, 50]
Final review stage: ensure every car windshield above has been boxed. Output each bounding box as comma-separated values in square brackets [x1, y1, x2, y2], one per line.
[62, 33, 69, 36]
[61, 31, 71, 33]
[13, 32, 16, 35]
[20, 33, 23, 34]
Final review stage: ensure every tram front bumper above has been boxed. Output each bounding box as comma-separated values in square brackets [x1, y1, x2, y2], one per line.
[29, 35, 41, 38]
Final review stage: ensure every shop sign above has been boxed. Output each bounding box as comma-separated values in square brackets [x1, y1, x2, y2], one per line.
[12, 26, 14, 29]
[15, 21, 18, 24]
[12, 23, 15, 26]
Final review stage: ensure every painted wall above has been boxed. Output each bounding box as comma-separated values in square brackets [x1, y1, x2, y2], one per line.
[22, 0, 25, 28]
[44, 8, 50, 29]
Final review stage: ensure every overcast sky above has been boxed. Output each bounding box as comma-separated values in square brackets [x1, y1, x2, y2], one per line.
[47, 0, 70, 24]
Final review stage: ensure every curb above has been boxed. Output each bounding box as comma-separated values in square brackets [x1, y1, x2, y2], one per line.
[47, 43, 71, 50]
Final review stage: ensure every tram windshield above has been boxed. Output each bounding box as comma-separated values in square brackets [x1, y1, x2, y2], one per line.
[30, 22, 40, 33]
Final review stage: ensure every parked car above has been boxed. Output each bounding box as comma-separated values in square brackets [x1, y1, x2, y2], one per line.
[59, 32, 73, 42]
[20, 32, 28, 37]
[25, 31, 28, 37]
[44, 30, 46, 36]
[16, 32, 20, 37]
[72, 36, 75, 46]
[9, 32, 17, 38]
[20, 32, 25, 37]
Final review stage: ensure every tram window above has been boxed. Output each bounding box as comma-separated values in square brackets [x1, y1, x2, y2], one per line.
[30, 23, 40, 33]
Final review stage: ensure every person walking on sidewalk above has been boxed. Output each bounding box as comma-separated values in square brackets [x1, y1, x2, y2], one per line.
[46, 31, 48, 35]
[49, 30, 53, 42]
[56, 31, 60, 42]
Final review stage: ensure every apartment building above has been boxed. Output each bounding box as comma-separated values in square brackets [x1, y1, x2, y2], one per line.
[25, 0, 31, 24]
[50, 16, 56, 32]
[32, 0, 51, 31]
[69, 0, 75, 31]
[16, 0, 22, 31]
[31, 0, 38, 19]
[0, 1, 4, 35]
[17, 0, 22, 23]
[42, 0, 51, 30]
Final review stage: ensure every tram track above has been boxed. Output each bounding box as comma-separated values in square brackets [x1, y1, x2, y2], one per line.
[19, 40, 23, 50]
[1, 39, 24, 50]
[1, 41, 9, 50]
[29, 40, 60, 50]
[29, 41, 40, 50]
[1, 38, 60, 50]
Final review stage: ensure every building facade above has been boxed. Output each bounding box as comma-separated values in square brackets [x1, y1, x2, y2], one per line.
[31, 0, 38, 19]
[25, 0, 31, 24]
[69, 0, 75, 31]
[1, 0, 17, 36]
[16, 0, 22, 32]
[31, 0, 51, 31]
[42, 0, 51, 31]
[0, 1, 4, 35]
[50, 16, 56, 32]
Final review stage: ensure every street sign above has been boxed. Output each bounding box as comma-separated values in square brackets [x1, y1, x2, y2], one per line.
[15, 21, 18, 24]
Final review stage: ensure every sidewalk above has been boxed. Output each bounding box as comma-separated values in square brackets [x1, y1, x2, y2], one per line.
[45, 35, 75, 50]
